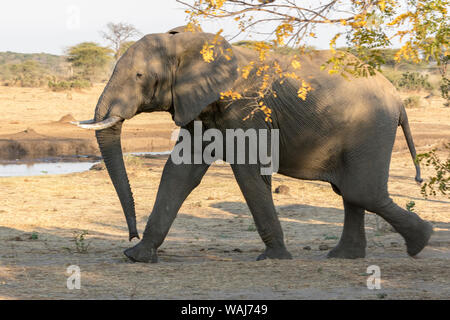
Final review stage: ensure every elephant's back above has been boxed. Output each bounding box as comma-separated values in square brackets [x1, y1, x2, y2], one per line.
[290, 50, 402, 122]
[231, 47, 401, 112]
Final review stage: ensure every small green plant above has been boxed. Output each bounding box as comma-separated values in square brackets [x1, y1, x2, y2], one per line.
[323, 234, 338, 240]
[403, 96, 421, 108]
[406, 201, 416, 212]
[246, 224, 257, 232]
[376, 293, 388, 299]
[416, 144, 449, 198]
[30, 232, 38, 240]
[73, 230, 90, 253]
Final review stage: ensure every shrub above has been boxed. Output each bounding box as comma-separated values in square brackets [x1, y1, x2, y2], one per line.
[48, 78, 91, 91]
[403, 96, 421, 108]
[439, 76, 449, 107]
[48, 80, 71, 91]
[5, 60, 50, 87]
[396, 72, 432, 91]
[416, 144, 450, 198]
[68, 78, 91, 90]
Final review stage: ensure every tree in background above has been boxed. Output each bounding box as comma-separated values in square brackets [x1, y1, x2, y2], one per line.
[66, 42, 113, 82]
[179, 0, 448, 98]
[101, 22, 141, 60]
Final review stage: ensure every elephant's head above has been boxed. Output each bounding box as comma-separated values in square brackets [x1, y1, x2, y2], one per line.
[74, 29, 238, 240]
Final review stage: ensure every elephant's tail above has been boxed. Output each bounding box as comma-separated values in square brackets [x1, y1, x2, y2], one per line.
[399, 107, 423, 183]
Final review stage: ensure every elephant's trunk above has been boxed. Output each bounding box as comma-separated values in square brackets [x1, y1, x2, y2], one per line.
[95, 123, 139, 241]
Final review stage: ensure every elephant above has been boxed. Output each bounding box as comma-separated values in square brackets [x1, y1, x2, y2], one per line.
[74, 26, 433, 263]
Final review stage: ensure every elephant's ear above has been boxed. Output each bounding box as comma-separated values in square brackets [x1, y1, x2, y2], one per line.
[172, 33, 238, 127]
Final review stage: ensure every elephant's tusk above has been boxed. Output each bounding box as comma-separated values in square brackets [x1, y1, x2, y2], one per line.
[70, 119, 95, 125]
[73, 116, 123, 130]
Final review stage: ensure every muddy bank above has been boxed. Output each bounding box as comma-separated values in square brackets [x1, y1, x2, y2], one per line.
[0, 114, 176, 160]
[0, 128, 97, 160]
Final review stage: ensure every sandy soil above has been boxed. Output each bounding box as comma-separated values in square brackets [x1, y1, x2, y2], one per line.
[0, 85, 448, 300]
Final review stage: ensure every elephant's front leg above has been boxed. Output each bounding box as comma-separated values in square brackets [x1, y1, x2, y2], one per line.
[124, 158, 209, 263]
[231, 164, 292, 260]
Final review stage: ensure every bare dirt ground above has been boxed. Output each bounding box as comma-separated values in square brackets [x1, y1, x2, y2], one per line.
[0, 85, 449, 299]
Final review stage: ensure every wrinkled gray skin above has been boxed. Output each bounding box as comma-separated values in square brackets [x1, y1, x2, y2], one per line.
[88, 27, 433, 263]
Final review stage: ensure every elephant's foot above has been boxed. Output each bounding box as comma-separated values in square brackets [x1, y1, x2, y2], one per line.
[327, 242, 366, 259]
[256, 247, 292, 261]
[124, 241, 158, 263]
[404, 220, 433, 257]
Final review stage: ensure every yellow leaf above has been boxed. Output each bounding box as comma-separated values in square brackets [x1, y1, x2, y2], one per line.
[241, 62, 254, 79]
[220, 90, 242, 100]
[297, 80, 312, 100]
[291, 59, 301, 69]
[200, 42, 215, 63]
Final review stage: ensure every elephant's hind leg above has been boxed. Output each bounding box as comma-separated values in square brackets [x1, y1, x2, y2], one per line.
[339, 174, 433, 257]
[365, 198, 433, 257]
[328, 200, 366, 259]
[231, 164, 292, 260]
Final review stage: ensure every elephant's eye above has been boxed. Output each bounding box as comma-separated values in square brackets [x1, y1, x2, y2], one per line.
[136, 72, 143, 80]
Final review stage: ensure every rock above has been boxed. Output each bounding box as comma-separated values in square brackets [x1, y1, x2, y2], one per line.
[23, 128, 37, 135]
[319, 244, 329, 251]
[390, 241, 399, 247]
[274, 185, 290, 195]
[90, 162, 105, 171]
[303, 246, 311, 251]
[232, 248, 242, 253]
